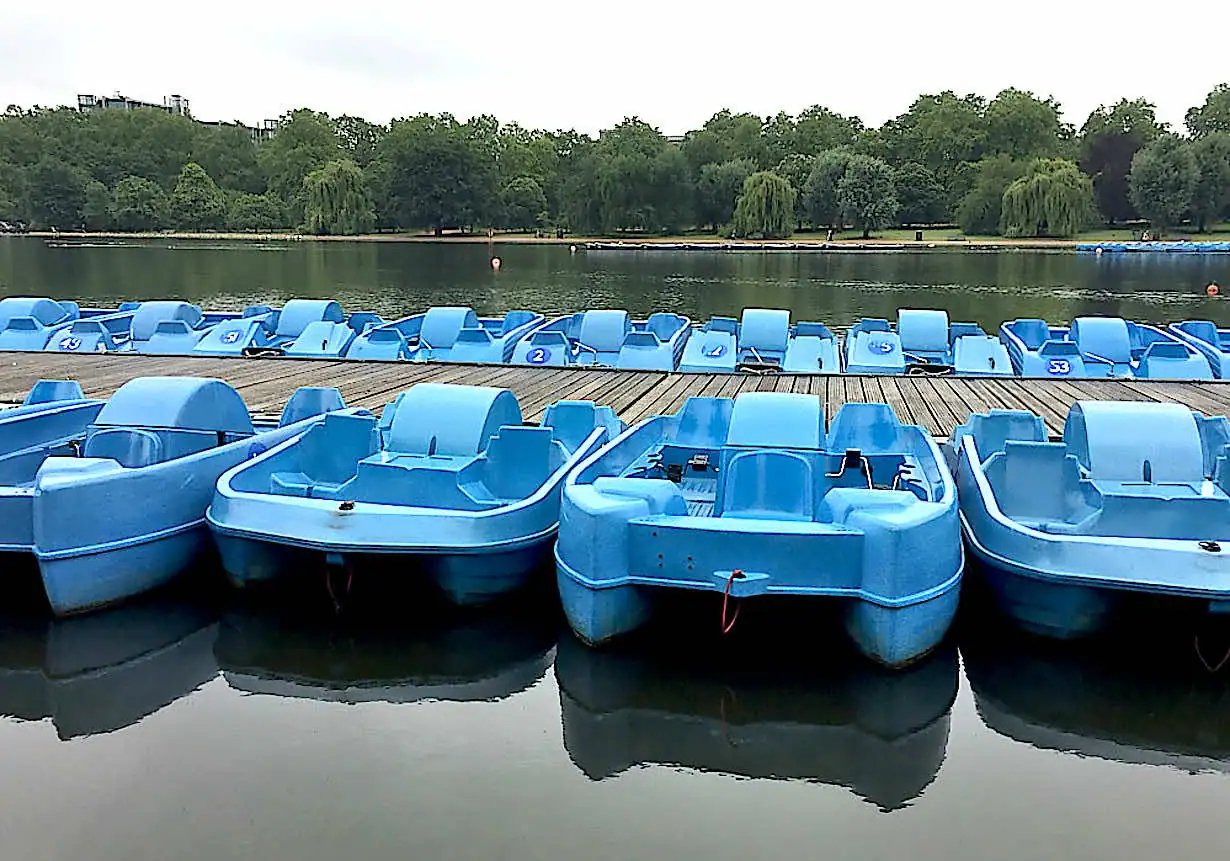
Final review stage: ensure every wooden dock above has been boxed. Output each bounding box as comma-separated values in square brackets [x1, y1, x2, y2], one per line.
[6, 352, 1230, 436]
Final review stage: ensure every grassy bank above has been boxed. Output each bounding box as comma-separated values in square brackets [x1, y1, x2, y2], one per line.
[20, 223, 1230, 248]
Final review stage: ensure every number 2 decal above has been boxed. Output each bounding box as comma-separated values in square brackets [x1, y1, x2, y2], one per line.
[527, 347, 552, 365]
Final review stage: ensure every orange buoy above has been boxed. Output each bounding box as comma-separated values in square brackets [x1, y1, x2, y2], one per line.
[491, 257, 501, 271]
[1208, 283, 1220, 297]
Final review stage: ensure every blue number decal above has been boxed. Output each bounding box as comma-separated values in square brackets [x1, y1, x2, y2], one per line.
[870, 340, 894, 355]
[221, 329, 242, 345]
[527, 347, 552, 365]
[1047, 359, 1071, 376]
[58, 336, 82, 351]
[704, 343, 727, 358]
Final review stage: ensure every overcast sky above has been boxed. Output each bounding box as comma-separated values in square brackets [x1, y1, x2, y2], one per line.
[2, 1, 1224, 135]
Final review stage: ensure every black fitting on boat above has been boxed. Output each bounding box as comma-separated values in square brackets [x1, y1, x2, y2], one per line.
[339, 500, 356, 511]
[1199, 540, 1221, 553]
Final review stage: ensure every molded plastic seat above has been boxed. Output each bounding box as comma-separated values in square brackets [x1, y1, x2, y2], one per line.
[384, 384, 521, 456]
[420, 307, 480, 348]
[740, 309, 790, 353]
[827, 403, 905, 455]
[83, 428, 164, 468]
[898, 309, 949, 355]
[274, 300, 344, 340]
[484, 426, 556, 499]
[719, 450, 815, 521]
[578, 310, 631, 357]
[1009, 319, 1052, 350]
[22, 380, 87, 406]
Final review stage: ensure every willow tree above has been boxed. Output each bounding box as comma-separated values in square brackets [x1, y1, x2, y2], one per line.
[999, 158, 1096, 237]
[732, 171, 795, 239]
[303, 159, 375, 235]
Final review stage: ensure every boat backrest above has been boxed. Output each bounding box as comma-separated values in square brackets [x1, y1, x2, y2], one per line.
[826, 403, 906, 455]
[130, 301, 203, 342]
[707, 316, 739, 335]
[740, 309, 789, 353]
[1175, 320, 1220, 346]
[578, 310, 631, 353]
[646, 313, 684, 341]
[420, 306, 480, 347]
[23, 379, 86, 406]
[794, 321, 834, 340]
[955, 410, 1046, 460]
[953, 335, 1008, 373]
[1064, 401, 1204, 482]
[983, 441, 1081, 521]
[541, 400, 618, 454]
[0, 297, 71, 329]
[384, 383, 522, 457]
[275, 300, 344, 338]
[718, 450, 815, 521]
[898, 309, 949, 353]
[1138, 340, 1199, 377]
[283, 320, 354, 356]
[1006, 319, 1052, 350]
[84, 427, 165, 468]
[280, 386, 346, 427]
[294, 412, 377, 486]
[725, 392, 824, 450]
[673, 397, 735, 448]
[482, 425, 558, 500]
[1070, 317, 1131, 363]
[499, 310, 538, 336]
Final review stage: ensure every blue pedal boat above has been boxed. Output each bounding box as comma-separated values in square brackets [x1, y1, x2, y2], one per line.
[845, 309, 1012, 376]
[678, 308, 840, 373]
[555, 392, 963, 667]
[344, 306, 545, 362]
[0, 297, 138, 352]
[192, 299, 380, 358]
[511, 310, 691, 370]
[0, 377, 347, 615]
[1168, 320, 1230, 378]
[207, 383, 623, 604]
[999, 316, 1211, 379]
[947, 401, 1230, 639]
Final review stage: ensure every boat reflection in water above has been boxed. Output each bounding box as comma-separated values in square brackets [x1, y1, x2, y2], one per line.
[964, 616, 1230, 773]
[555, 606, 959, 810]
[214, 584, 558, 703]
[0, 588, 219, 739]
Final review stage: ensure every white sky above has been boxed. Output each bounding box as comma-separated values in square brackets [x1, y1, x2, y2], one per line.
[2, 1, 1224, 135]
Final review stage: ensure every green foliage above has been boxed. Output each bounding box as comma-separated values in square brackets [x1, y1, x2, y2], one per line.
[1000, 158, 1096, 237]
[1079, 99, 1165, 223]
[227, 193, 287, 232]
[82, 180, 113, 230]
[1190, 133, 1230, 230]
[956, 155, 1027, 235]
[500, 175, 548, 230]
[112, 176, 168, 231]
[773, 153, 815, 226]
[732, 171, 795, 239]
[892, 162, 946, 225]
[24, 157, 86, 229]
[984, 89, 1070, 160]
[304, 159, 375, 235]
[1186, 84, 1230, 138]
[803, 150, 852, 228]
[838, 155, 899, 237]
[1129, 135, 1199, 232]
[683, 111, 767, 170]
[168, 162, 227, 231]
[695, 158, 756, 228]
[258, 109, 343, 225]
[878, 92, 988, 210]
[372, 114, 498, 233]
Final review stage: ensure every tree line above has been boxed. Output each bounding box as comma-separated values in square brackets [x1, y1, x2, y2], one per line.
[1, 84, 1229, 239]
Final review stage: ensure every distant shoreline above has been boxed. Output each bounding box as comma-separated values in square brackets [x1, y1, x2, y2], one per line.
[14, 230, 1230, 252]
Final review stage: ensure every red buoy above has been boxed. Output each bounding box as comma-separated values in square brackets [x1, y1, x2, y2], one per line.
[1208, 283, 1220, 297]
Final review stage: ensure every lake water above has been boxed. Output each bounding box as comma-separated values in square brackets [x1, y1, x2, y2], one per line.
[2, 569, 1229, 861]
[3, 236, 1230, 860]
[3, 236, 1230, 330]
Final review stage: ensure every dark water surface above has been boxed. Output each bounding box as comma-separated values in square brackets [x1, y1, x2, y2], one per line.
[4, 238, 1230, 859]
[1, 569, 1229, 861]
[4, 236, 1230, 329]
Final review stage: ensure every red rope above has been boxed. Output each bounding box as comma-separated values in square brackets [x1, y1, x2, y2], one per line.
[721, 569, 743, 634]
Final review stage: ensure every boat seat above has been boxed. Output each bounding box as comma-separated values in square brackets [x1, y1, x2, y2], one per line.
[482, 425, 558, 500]
[955, 410, 1047, 462]
[83, 427, 164, 468]
[646, 313, 683, 341]
[821, 487, 922, 526]
[269, 413, 374, 497]
[983, 441, 1087, 524]
[717, 450, 815, 521]
[1177, 320, 1219, 346]
[384, 384, 521, 457]
[283, 321, 355, 357]
[499, 311, 538, 336]
[541, 400, 611, 454]
[665, 397, 734, 452]
[953, 335, 1008, 373]
[826, 403, 904, 455]
[578, 310, 630, 357]
[353, 454, 496, 511]
[1071, 317, 1132, 373]
[1084, 487, 1230, 539]
[275, 300, 344, 339]
[1009, 319, 1052, 350]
